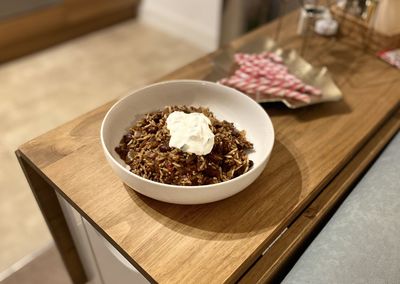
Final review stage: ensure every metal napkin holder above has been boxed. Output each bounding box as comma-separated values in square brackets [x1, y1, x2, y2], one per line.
[205, 37, 342, 109]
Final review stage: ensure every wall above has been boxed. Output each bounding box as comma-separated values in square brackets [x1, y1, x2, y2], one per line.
[139, 0, 222, 51]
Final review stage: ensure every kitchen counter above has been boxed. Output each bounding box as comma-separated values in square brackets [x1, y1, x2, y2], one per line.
[16, 11, 400, 284]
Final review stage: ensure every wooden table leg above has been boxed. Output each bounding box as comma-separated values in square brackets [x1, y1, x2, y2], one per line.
[16, 151, 87, 284]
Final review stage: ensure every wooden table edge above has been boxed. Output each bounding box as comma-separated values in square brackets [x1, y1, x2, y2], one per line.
[13, 10, 400, 281]
[239, 109, 400, 284]
[15, 107, 399, 284]
[15, 148, 158, 284]
[15, 150, 87, 284]
[226, 102, 400, 283]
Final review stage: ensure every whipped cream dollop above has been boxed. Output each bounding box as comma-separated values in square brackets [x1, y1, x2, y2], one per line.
[166, 111, 215, 155]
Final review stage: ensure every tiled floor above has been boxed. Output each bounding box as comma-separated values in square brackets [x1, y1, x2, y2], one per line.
[0, 18, 204, 274]
[0, 244, 71, 284]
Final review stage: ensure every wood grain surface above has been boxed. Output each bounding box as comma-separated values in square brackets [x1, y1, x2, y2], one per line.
[19, 12, 400, 284]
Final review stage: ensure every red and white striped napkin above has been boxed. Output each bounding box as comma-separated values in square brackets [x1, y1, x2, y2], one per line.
[218, 51, 322, 104]
[378, 49, 400, 70]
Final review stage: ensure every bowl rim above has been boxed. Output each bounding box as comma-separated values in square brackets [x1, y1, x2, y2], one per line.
[100, 79, 275, 190]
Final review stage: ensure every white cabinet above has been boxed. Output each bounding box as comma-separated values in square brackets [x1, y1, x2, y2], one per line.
[83, 219, 150, 284]
[57, 193, 149, 284]
[57, 193, 102, 284]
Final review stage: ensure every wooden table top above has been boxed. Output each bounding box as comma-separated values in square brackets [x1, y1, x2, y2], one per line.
[19, 12, 400, 284]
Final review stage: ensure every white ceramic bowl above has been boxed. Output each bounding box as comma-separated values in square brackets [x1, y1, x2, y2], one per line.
[101, 80, 274, 204]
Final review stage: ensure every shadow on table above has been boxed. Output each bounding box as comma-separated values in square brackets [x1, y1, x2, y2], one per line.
[125, 140, 303, 240]
[262, 99, 352, 122]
